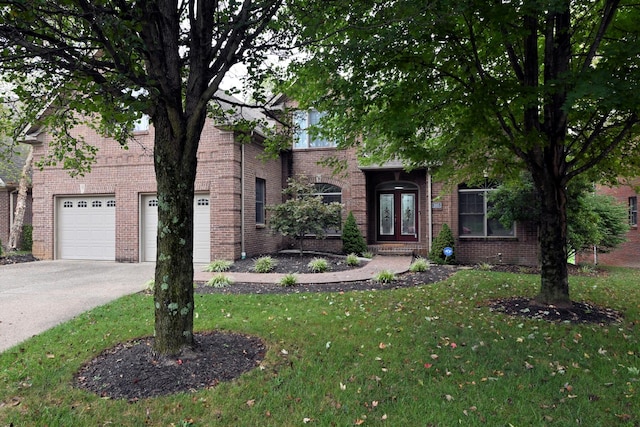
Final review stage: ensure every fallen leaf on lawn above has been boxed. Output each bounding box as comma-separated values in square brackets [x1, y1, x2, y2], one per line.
[355, 419, 365, 425]
[444, 394, 454, 401]
[430, 354, 439, 360]
[246, 399, 256, 407]
[450, 343, 457, 349]
[424, 363, 433, 369]
[340, 382, 347, 390]
[46, 353, 55, 359]
[303, 417, 313, 423]
[381, 414, 388, 420]
[379, 342, 387, 349]
[280, 349, 289, 355]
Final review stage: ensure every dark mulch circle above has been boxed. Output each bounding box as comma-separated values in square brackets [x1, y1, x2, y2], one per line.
[75, 332, 265, 401]
[488, 297, 623, 324]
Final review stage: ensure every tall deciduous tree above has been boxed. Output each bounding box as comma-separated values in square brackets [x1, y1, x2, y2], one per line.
[0, 0, 290, 356]
[286, 0, 640, 306]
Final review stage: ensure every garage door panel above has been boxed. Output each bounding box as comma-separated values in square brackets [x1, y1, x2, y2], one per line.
[57, 196, 116, 260]
[142, 195, 210, 263]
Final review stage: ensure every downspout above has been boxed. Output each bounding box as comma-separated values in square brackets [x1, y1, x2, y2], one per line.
[427, 169, 433, 252]
[240, 142, 246, 259]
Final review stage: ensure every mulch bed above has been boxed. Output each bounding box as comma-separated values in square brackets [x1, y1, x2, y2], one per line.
[0, 253, 39, 265]
[2, 253, 618, 401]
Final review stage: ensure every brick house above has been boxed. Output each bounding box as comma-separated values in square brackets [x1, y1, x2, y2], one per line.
[22, 96, 541, 265]
[577, 180, 640, 268]
[0, 149, 33, 251]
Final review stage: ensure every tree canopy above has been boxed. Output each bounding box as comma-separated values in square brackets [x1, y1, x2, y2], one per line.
[286, 0, 640, 305]
[0, 0, 294, 356]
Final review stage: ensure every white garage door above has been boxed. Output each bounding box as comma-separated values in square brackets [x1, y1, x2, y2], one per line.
[142, 194, 211, 263]
[57, 196, 116, 260]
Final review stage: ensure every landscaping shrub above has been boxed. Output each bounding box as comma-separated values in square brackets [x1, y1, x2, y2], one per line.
[373, 270, 396, 283]
[307, 257, 329, 273]
[207, 274, 233, 288]
[21, 224, 33, 252]
[279, 273, 298, 287]
[253, 256, 277, 273]
[205, 259, 233, 272]
[342, 211, 367, 255]
[428, 223, 456, 264]
[409, 257, 429, 272]
[345, 253, 360, 267]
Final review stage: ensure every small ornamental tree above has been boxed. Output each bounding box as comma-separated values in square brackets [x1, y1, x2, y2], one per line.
[429, 223, 456, 265]
[342, 211, 367, 255]
[268, 177, 343, 255]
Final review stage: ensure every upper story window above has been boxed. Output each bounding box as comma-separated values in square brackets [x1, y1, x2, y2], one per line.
[459, 187, 514, 237]
[630, 196, 638, 227]
[293, 109, 336, 149]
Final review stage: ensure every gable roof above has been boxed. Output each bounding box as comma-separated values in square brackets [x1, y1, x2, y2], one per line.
[0, 143, 29, 187]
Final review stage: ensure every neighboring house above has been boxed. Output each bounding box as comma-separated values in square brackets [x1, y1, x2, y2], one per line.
[23, 94, 541, 265]
[577, 180, 640, 268]
[0, 148, 33, 251]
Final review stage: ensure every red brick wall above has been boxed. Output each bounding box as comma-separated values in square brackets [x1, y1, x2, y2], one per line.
[289, 146, 368, 253]
[0, 187, 33, 251]
[29, 118, 284, 262]
[431, 182, 539, 266]
[579, 181, 640, 268]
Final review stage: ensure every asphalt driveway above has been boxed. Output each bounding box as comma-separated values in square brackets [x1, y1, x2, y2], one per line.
[0, 260, 155, 353]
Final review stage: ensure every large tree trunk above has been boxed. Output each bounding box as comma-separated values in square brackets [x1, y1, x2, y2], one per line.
[531, 167, 571, 306]
[151, 107, 201, 357]
[8, 145, 33, 251]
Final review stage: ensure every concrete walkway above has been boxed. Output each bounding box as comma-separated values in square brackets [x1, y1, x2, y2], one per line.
[194, 255, 413, 284]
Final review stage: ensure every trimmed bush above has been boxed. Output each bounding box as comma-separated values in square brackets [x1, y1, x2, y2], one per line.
[428, 223, 456, 265]
[342, 211, 367, 255]
[21, 224, 33, 252]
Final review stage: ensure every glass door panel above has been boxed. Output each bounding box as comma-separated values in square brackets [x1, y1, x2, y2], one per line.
[379, 194, 394, 236]
[401, 193, 416, 236]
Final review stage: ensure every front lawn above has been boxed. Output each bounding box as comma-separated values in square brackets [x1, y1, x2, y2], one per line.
[1, 267, 638, 426]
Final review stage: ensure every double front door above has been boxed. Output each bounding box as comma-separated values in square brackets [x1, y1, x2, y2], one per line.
[377, 189, 418, 241]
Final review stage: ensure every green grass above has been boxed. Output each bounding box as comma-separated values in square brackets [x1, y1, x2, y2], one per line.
[1, 268, 639, 426]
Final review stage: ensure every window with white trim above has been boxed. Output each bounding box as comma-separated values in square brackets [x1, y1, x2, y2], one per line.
[256, 178, 266, 225]
[293, 109, 336, 149]
[458, 187, 514, 237]
[630, 196, 638, 227]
